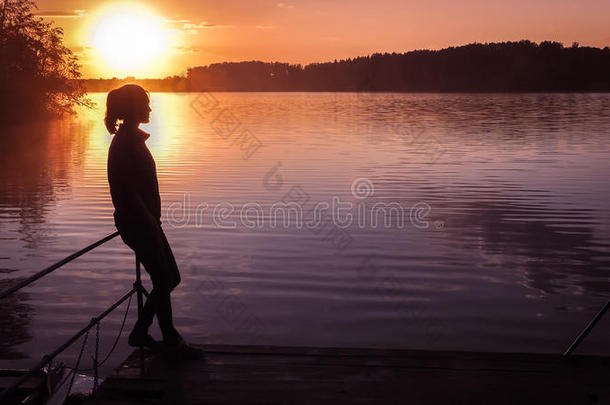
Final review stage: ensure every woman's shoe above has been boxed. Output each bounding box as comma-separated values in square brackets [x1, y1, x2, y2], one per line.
[128, 330, 163, 352]
[163, 342, 205, 361]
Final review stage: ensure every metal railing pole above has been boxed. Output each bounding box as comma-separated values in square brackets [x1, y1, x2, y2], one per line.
[135, 257, 144, 319]
[0, 231, 152, 403]
[564, 299, 610, 356]
[0, 288, 137, 403]
[0, 232, 120, 300]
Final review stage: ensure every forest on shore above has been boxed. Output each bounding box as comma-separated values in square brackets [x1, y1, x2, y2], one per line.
[83, 41, 610, 93]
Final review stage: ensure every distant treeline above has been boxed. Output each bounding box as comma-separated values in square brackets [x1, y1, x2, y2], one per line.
[83, 41, 610, 93]
[82, 76, 190, 92]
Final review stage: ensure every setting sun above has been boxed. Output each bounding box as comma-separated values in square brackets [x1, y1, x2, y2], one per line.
[88, 4, 170, 77]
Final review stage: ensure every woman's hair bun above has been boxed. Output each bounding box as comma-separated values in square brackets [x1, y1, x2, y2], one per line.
[104, 84, 149, 134]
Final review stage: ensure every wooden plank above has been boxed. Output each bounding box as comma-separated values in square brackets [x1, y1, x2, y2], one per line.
[85, 345, 610, 405]
[118, 345, 608, 373]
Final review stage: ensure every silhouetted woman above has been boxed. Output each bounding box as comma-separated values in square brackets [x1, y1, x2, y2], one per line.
[106, 84, 202, 359]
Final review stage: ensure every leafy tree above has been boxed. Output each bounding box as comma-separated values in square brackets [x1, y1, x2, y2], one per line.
[0, 0, 91, 124]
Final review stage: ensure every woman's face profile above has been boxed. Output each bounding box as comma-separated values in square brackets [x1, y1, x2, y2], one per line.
[138, 100, 152, 124]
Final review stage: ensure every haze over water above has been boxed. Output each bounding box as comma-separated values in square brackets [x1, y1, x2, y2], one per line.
[1, 92, 609, 374]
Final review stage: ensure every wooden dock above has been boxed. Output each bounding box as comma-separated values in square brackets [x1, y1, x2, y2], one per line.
[84, 344, 610, 405]
[0, 369, 45, 405]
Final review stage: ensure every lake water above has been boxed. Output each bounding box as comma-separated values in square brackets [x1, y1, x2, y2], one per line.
[1, 92, 610, 376]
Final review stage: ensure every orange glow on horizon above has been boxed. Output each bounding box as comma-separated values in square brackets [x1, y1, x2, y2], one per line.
[32, 0, 610, 79]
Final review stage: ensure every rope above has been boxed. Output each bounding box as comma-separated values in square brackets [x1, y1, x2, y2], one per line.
[50, 364, 73, 397]
[93, 321, 100, 392]
[63, 293, 133, 372]
[47, 293, 133, 401]
[97, 292, 132, 368]
[65, 330, 89, 402]
[0, 288, 137, 404]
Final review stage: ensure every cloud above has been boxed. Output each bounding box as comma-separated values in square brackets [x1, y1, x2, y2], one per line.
[163, 18, 191, 23]
[255, 25, 276, 30]
[34, 9, 86, 18]
[174, 45, 202, 54]
[164, 18, 235, 35]
[184, 22, 234, 29]
[276, 2, 295, 9]
[68, 45, 94, 61]
[176, 21, 235, 34]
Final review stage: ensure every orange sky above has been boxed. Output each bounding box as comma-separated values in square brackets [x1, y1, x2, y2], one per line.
[35, 0, 610, 79]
